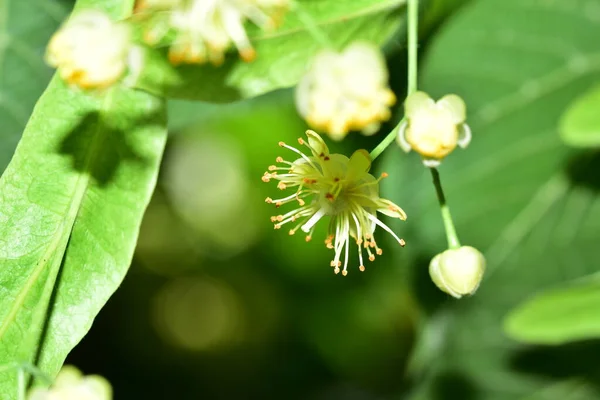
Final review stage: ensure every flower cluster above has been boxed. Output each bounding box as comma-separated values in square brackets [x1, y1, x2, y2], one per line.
[46, 10, 139, 89]
[262, 130, 406, 275]
[295, 42, 396, 141]
[397, 91, 471, 167]
[138, 0, 289, 65]
[27, 365, 112, 400]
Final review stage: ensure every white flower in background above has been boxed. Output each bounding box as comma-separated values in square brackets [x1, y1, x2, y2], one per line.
[295, 42, 396, 141]
[429, 246, 485, 298]
[262, 130, 406, 276]
[139, 0, 289, 65]
[27, 365, 112, 400]
[46, 10, 139, 89]
[397, 91, 471, 167]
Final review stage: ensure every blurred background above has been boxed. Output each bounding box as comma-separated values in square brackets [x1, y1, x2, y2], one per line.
[5, 0, 600, 398]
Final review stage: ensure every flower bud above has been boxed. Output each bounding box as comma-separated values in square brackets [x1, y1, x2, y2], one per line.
[27, 365, 112, 400]
[46, 10, 136, 89]
[429, 246, 485, 298]
[397, 91, 471, 167]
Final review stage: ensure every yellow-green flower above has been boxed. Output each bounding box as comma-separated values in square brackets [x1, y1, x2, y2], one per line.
[263, 130, 406, 275]
[397, 91, 471, 167]
[295, 42, 396, 141]
[27, 365, 112, 400]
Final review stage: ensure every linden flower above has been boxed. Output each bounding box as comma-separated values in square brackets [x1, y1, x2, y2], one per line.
[27, 365, 112, 400]
[295, 42, 396, 141]
[262, 130, 407, 275]
[46, 10, 136, 89]
[140, 0, 289, 65]
[397, 91, 471, 167]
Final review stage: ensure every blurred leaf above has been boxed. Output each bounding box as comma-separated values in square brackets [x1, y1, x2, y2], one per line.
[0, 2, 167, 398]
[505, 275, 600, 345]
[0, 0, 69, 173]
[167, 0, 406, 101]
[381, 0, 600, 398]
[559, 84, 600, 148]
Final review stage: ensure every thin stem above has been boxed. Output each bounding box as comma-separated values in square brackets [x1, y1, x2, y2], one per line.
[369, 118, 404, 160]
[407, 0, 418, 95]
[291, 1, 335, 49]
[369, 0, 418, 160]
[430, 168, 460, 249]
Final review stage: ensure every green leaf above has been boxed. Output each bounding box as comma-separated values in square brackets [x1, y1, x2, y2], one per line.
[0, 2, 167, 398]
[505, 275, 600, 345]
[559, 84, 600, 148]
[0, 0, 69, 172]
[380, 0, 600, 398]
[166, 0, 405, 101]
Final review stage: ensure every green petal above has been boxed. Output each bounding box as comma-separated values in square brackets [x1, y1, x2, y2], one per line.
[438, 94, 467, 123]
[305, 129, 330, 157]
[347, 149, 371, 180]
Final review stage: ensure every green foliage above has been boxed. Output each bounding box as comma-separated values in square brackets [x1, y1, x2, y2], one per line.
[559, 84, 600, 147]
[505, 274, 600, 345]
[0, 1, 167, 398]
[382, 0, 600, 398]
[163, 0, 406, 101]
[0, 0, 69, 172]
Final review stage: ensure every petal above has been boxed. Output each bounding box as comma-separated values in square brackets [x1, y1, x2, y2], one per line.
[347, 149, 371, 180]
[305, 129, 330, 157]
[438, 94, 466, 124]
[376, 199, 407, 220]
[405, 91, 435, 118]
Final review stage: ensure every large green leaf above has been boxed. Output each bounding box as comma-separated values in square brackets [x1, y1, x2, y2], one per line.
[381, 0, 600, 398]
[0, 0, 69, 172]
[505, 275, 600, 345]
[0, 1, 167, 398]
[167, 0, 405, 101]
[559, 83, 600, 148]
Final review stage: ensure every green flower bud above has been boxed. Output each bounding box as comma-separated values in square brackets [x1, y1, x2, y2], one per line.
[429, 246, 485, 298]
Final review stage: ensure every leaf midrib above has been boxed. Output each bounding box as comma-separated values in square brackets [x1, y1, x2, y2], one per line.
[0, 89, 114, 344]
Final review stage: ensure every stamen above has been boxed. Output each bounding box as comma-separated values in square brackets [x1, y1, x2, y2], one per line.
[366, 213, 405, 245]
[301, 208, 326, 233]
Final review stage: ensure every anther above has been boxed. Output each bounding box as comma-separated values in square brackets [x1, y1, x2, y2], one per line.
[305, 236, 312, 242]
[376, 248, 383, 255]
[274, 224, 281, 229]
[276, 156, 284, 163]
[399, 239, 406, 247]
[289, 229, 296, 235]
[265, 197, 273, 203]
[359, 265, 366, 272]
[278, 141, 285, 147]
[369, 254, 375, 261]
[268, 165, 277, 171]
[342, 270, 348, 276]
[275, 202, 282, 208]
[334, 266, 340, 274]
[277, 182, 287, 190]
[381, 172, 389, 178]
[298, 138, 305, 145]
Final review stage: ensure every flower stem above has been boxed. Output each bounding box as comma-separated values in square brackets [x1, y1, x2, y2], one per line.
[430, 168, 461, 249]
[291, 1, 335, 49]
[369, 0, 418, 161]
